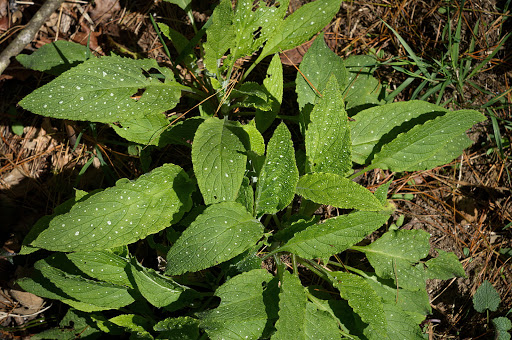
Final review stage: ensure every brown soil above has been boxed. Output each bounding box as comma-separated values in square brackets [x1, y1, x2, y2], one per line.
[1, 0, 511, 339]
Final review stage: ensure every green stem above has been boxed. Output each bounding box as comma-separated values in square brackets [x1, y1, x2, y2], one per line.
[296, 258, 329, 282]
[348, 165, 375, 181]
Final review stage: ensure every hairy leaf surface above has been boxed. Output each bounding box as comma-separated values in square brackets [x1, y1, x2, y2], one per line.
[256, 54, 283, 133]
[278, 211, 390, 258]
[306, 75, 351, 176]
[200, 269, 272, 340]
[273, 271, 307, 339]
[256, 123, 299, 216]
[343, 55, 382, 111]
[111, 113, 170, 146]
[30, 163, 193, 251]
[425, 249, 466, 280]
[331, 272, 387, 336]
[370, 109, 486, 171]
[166, 202, 264, 275]
[296, 173, 383, 211]
[192, 117, 247, 205]
[353, 229, 430, 291]
[20, 56, 186, 123]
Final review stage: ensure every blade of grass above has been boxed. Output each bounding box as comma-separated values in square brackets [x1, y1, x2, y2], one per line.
[487, 108, 504, 158]
[467, 32, 511, 79]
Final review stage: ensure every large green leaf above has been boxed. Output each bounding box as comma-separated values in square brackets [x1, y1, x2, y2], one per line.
[66, 251, 132, 288]
[296, 173, 384, 211]
[199, 269, 273, 340]
[259, 0, 342, 61]
[473, 280, 500, 313]
[19, 56, 187, 123]
[111, 113, 170, 146]
[16, 40, 89, 75]
[370, 109, 486, 172]
[256, 54, 283, 133]
[192, 117, 247, 205]
[296, 33, 347, 112]
[273, 271, 307, 339]
[352, 229, 430, 291]
[363, 304, 424, 340]
[350, 101, 449, 165]
[331, 272, 387, 337]
[34, 258, 135, 310]
[305, 74, 351, 176]
[277, 211, 390, 258]
[364, 275, 431, 324]
[154, 317, 200, 340]
[130, 260, 190, 308]
[425, 249, 466, 280]
[255, 123, 299, 216]
[166, 202, 264, 275]
[30, 163, 193, 252]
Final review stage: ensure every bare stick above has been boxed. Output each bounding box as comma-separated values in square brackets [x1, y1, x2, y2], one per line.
[0, 0, 65, 75]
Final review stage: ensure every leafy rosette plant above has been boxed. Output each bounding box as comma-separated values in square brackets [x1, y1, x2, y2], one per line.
[15, 0, 484, 338]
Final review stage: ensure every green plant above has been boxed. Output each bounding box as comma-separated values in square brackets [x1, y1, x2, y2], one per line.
[473, 280, 511, 339]
[14, 0, 486, 338]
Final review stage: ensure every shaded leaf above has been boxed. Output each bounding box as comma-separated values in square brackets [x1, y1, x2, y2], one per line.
[473, 280, 501, 313]
[425, 249, 466, 280]
[273, 271, 307, 339]
[343, 55, 383, 112]
[199, 269, 273, 340]
[256, 54, 283, 133]
[154, 317, 200, 340]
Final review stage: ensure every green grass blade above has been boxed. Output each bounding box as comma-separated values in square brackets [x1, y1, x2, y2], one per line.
[467, 33, 511, 79]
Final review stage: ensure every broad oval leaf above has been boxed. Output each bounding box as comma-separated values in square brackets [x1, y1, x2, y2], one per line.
[66, 251, 132, 288]
[165, 202, 264, 275]
[19, 55, 186, 123]
[425, 249, 466, 280]
[353, 229, 430, 291]
[277, 211, 390, 258]
[199, 269, 273, 340]
[305, 74, 351, 176]
[473, 280, 500, 313]
[192, 117, 248, 205]
[35, 258, 135, 310]
[331, 272, 387, 337]
[350, 101, 449, 165]
[30, 163, 194, 252]
[296, 173, 383, 211]
[296, 33, 347, 112]
[256, 123, 299, 216]
[370, 109, 486, 172]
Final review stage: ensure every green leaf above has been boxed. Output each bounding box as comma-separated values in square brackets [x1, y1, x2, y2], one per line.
[296, 33, 347, 112]
[303, 303, 341, 340]
[353, 229, 430, 291]
[255, 123, 299, 216]
[192, 117, 247, 205]
[34, 258, 135, 310]
[66, 251, 132, 288]
[350, 101, 449, 165]
[19, 56, 186, 123]
[16, 40, 89, 75]
[166, 202, 264, 275]
[154, 317, 200, 340]
[296, 173, 384, 211]
[364, 275, 431, 324]
[473, 280, 501, 313]
[30, 163, 193, 251]
[109, 314, 153, 336]
[130, 260, 190, 308]
[370, 109, 486, 172]
[241, 121, 266, 156]
[111, 113, 170, 146]
[425, 249, 466, 280]
[259, 0, 342, 60]
[364, 304, 424, 340]
[163, 0, 191, 12]
[236, 177, 255, 215]
[278, 211, 390, 258]
[273, 271, 307, 339]
[256, 54, 283, 133]
[374, 180, 392, 205]
[331, 272, 387, 337]
[31, 309, 101, 340]
[199, 269, 273, 340]
[343, 55, 382, 112]
[306, 74, 351, 176]
[493, 317, 512, 340]
[231, 82, 272, 111]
